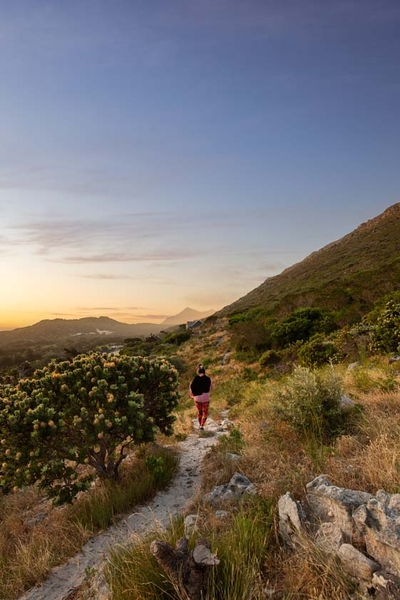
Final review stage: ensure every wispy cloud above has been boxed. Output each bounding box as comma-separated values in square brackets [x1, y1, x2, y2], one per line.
[78, 273, 151, 280]
[59, 249, 198, 264]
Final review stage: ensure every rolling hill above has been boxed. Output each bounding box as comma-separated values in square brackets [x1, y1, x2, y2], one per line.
[216, 202, 400, 324]
[0, 317, 163, 350]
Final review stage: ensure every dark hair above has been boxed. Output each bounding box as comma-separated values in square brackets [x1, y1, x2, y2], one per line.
[198, 363, 206, 374]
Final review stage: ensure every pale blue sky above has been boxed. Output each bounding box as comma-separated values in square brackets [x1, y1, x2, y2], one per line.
[1, 1, 399, 329]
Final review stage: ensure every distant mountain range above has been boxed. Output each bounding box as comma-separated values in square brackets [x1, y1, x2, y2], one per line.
[161, 307, 215, 326]
[0, 308, 216, 349]
[217, 202, 400, 324]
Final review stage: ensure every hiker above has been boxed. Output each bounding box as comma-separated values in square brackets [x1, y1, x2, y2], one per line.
[189, 364, 213, 430]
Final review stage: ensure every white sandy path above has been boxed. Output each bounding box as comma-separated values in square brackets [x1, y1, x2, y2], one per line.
[18, 418, 225, 600]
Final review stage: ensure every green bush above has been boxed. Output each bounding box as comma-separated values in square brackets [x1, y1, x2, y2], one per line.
[298, 334, 338, 367]
[271, 307, 338, 349]
[0, 353, 180, 503]
[273, 366, 359, 443]
[228, 308, 266, 326]
[259, 349, 281, 367]
[162, 329, 192, 346]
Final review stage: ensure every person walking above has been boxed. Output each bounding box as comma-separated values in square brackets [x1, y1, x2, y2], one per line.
[189, 364, 213, 430]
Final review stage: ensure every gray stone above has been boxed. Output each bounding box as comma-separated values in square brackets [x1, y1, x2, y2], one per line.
[347, 362, 360, 370]
[340, 394, 355, 407]
[371, 570, 400, 599]
[306, 475, 373, 541]
[338, 543, 380, 580]
[388, 355, 400, 364]
[278, 492, 304, 546]
[354, 499, 400, 578]
[314, 522, 344, 553]
[184, 514, 199, 537]
[226, 453, 241, 461]
[203, 472, 256, 507]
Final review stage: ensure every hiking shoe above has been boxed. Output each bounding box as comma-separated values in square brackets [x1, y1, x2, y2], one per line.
[200, 426, 204, 431]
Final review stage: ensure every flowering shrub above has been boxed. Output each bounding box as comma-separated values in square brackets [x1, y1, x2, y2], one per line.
[0, 353, 179, 503]
[370, 300, 400, 354]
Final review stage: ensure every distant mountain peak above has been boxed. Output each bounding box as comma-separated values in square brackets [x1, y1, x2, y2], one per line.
[162, 307, 215, 326]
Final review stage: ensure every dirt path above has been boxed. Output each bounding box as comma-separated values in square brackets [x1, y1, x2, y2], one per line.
[18, 418, 226, 600]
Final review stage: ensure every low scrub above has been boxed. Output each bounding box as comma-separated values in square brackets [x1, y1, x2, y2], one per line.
[272, 366, 361, 445]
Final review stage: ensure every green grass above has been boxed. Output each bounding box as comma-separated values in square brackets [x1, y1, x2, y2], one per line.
[106, 497, 274, 600]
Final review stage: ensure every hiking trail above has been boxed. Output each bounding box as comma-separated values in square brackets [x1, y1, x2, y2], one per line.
[18, 417, 226, 600]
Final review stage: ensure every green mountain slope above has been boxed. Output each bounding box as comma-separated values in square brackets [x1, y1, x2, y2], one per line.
[217, 203, 400, 324]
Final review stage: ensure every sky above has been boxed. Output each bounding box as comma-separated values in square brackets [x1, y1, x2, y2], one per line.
[1, 0, 400, 330]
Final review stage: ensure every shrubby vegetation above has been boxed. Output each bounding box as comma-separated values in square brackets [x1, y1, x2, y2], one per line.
[231, 295, 400, 369]
[0, 353, 179, 504]
[272, 365, 360, 443]
[369, 298, 400, 354]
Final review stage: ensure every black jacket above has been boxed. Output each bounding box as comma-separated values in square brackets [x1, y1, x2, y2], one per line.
[190, 375, 212, 396]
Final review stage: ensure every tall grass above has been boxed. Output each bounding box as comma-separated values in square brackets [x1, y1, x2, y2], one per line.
[0, 445, 178, 600]
[205, 497, 274, 600]
[106, 497, 274, 600]
[106, 519, 185, 600]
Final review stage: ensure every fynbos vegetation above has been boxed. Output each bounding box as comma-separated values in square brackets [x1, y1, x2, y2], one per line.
[0, 353, 179, 504]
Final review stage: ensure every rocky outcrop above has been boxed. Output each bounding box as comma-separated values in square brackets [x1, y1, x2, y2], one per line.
[278, 476, 400, 598]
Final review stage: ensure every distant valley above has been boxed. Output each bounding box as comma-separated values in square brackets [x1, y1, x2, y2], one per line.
[0, 307, 216, 347]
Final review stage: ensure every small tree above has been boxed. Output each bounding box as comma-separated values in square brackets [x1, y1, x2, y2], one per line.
[0, 353, 179, 503]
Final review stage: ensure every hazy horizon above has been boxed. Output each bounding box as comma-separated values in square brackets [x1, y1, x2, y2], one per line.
[1, 2, 399, 330]
[0, 306, 217, 332]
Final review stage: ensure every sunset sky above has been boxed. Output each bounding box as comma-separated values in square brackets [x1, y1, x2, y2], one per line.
[1, 1, 400, 330]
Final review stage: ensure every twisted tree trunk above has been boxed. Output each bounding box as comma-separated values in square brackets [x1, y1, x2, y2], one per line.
[150, 536, 219, 600]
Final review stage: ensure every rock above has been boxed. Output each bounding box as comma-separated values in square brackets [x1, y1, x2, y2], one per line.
[281, 477, 400, 588]
[25, 512, 47, 528]
[371, 570, 400, 599]
[354, 498, 400, 578]
[388, 355, 400, 364]
[221, 351, 231, 365]
[340, 394, 355, 407]
[226, 453, 241, 461]
[278, 492, 305, 546]
[347, 362, 360, 370]
[184, 514, 199, 537]
[220, 418, 234, 428]
[150, 537, 219, 600]
[338, 543, 380, 580]
[203, 472, 256, 507]
[315, 522, 344, 553]
[306, 475, 373, 541]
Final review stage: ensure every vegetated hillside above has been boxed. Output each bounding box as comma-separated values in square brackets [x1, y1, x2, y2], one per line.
[0, 317, 163, 349]
[216, 203, 400, 324]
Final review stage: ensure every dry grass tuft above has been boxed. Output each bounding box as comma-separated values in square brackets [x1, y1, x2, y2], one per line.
[326, 389, 400, 493]
[268, 533, 362, 599]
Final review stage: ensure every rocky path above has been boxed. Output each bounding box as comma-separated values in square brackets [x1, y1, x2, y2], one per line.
[18, 419, 225, 600]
